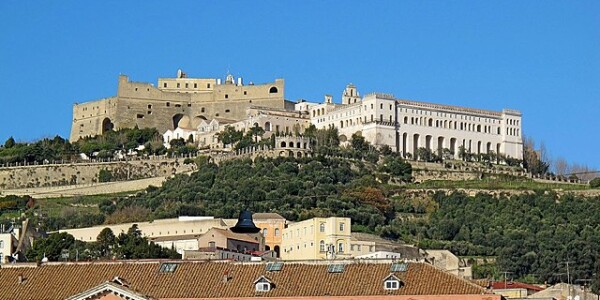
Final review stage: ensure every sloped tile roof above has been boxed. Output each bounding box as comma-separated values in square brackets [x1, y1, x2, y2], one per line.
[252, 213, 286, 220]
[490, 281, 545, 291]
[0, 260, 487, 300]
[209, 228, 259, 244]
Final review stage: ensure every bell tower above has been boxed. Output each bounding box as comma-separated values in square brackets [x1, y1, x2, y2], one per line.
[342, 84, 360, 105]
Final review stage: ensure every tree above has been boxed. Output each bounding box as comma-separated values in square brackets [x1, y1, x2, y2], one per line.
[380, 145, 393, 156]
[351, 133, 368, 152]
[4, 137, 15, 149]
[590, 177, 600, 188]
[169, 138, 186, 148]
[216, 126, 244, 148]
[553, 157, 569, 176]
[458, 146, 467, 161]
[416, 147, 435, 162]
[379, 156, 412, 182]
[26, 232, 76, 261]
[247, 124, 265, 143]
[523, 136, 549, 175]
[114, 225, 180, 259]
[97, 227, 116, 257]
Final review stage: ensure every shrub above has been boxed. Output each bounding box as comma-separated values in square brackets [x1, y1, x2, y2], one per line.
[590, 177, 600, 188]
[98, 169, 113, 182]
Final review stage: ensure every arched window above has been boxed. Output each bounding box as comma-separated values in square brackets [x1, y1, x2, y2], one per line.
[263, 228, 268, 236]
[319, 240, 325, 252]
[275, 228, 280, 236]
[269, 86, 278, 93]
[319, 223, 325, 232]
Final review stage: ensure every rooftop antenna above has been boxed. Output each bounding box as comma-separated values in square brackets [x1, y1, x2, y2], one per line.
[558, 261, 574, 299]
[500, 271, 513, 289]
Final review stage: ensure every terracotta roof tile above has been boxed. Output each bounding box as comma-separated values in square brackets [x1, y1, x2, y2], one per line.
[0, 260, 487, 299]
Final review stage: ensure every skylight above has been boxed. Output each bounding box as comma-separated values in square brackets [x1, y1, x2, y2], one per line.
[391, 262, 408, 272]
[265, 262, 284, 272]
[327, 264, 345, 273]
[159, 263, 179, 273]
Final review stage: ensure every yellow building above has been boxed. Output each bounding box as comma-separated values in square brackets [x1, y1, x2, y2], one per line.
[253, 213, 286, 257]
[281, 217, 353, 260]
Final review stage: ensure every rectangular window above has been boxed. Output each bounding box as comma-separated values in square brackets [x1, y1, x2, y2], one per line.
[185, 83, 189, 88]
[177, 83, 180, 88]
[194, 83, 197, 88]
[339, 223, 345, 231]
[163, 83, 167, 88]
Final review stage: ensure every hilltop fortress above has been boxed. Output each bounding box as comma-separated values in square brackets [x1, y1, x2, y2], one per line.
[70, 70, 287, 141]
[71, 70, 523, 160]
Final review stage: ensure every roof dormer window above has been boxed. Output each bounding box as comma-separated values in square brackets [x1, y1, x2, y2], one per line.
[383, 274, 403, 290]
[254, 276, 273, 292]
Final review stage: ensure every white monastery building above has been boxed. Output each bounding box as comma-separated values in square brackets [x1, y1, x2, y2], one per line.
[304, 84, 523, 160]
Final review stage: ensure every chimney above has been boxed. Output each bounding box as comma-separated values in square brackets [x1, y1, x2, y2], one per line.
[223, 271, 231, 283]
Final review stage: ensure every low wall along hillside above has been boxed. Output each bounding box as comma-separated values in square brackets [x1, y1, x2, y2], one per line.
[0, 159, 195, 189]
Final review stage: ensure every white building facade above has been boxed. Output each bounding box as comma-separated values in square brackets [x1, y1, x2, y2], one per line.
[307, 84, 523, 160]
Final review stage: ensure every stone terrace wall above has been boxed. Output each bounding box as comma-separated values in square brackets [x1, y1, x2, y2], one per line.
[0, 158, 195, 189]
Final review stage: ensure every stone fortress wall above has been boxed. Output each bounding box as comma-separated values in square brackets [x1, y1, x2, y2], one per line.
[0, 158, 194, 189]
[71, 70, 285, 141]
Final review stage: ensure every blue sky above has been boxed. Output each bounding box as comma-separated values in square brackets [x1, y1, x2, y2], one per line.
[0, 1, 598, 171]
